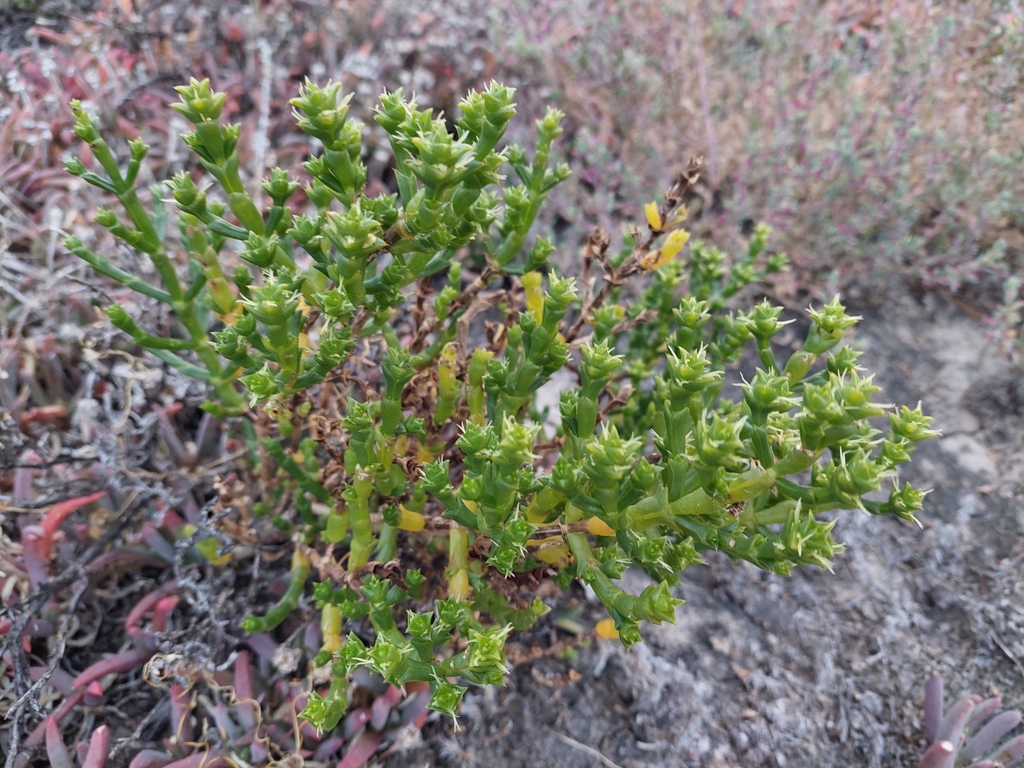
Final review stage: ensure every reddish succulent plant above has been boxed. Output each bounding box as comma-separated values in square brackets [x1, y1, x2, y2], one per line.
[919, 674, 1024, 768]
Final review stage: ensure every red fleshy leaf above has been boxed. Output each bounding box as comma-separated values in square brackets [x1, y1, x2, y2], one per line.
[81, 726, 110, 768]
[45, 717, 74, 768]
[336, 731, 385, 768]
[39, 491, 107, 561]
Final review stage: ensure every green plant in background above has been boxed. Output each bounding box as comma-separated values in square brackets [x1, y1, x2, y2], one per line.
[66, 78, 936, 729]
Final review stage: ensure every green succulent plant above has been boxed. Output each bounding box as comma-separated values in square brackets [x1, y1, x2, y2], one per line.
[65, 78, 936, 730]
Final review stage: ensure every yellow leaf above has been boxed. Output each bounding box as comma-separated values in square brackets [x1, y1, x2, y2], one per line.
[666, 203, 689, 227]
[523, 271, 545, 323]
[661, 227, 691, 261]
[585, 517, 616, 537]
[393, 435, 408, 456]
[644, 201, 663, 231]
[530, 536, 571, 568]
[398, 505, 426, 532]
[595, 618, 619, 639]
[640, 228, 691, 271]
[449, 569, 470, 600]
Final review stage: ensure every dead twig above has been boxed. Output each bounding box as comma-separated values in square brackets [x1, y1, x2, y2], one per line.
[564, 159, 701, 345]
[990, 630, 1024, 686]
[549, 729, 625, 768]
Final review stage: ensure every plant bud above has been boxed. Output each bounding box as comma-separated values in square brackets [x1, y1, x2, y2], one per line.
[240, 233, 280, 269]
[94, 209, 118, 228]
[766, 252, 790, 272]
[664, 345, 721, 394]
[839, 375, 887, 419]
[748, 222, 772, 258]
[243, 273, 299, 325]
[674, 296, 711, 330]
[544, 273, 578, 320]
[500, 185, 531, 234]
[367, 636, 406, 680]
[466, 625, 511, 670]
[241, 365, 278, 400]
[362, 193, 399, 231]
[263, 167, 300, 205]
[593, 304, 626, 341]
[695, 413, 746, 469]
[550, 457, 581, 496]
[880, 436, 912, 467]
[420, 460, 453, 498]
[486, 542, 519, 576]
[481, 81, 517, 123]
[747, 300, 789, 340]
[292, 212, 323, 241]
[826, 345, 863, 376]
[526, 237, 556, 271]
[380, 343, 413, 390]
[435, 596, 469, 629]
[458, 90, 487, 139]
[545, 162, 572, 190]
[322, 205, 383, 258]
[172, 78, 226, 124]
[584, 426, 643, 485]
[301, 182, 331, 212]
[691, 240, 727, 283]
[890, 404, 939, 442]
[428, 681, 466, 721]
[504, 144, 526, 168]
[885, 482, 927, 520]
[406, 610, 433, 637]
[833, 450, 884, 496]
[809, 296, 859, 341]
[374, 89, 411, 134]
[233, 310, 257, 336]
[581, 339, 623, 399]
[167, 171, 203, 210]
[64, 156, 87, 177]
[630, 458, 661, 492]
[496, 417, 539, 469]
[536, 106, 565, 143]
[314, 326, 353, 368]
[743, 369, 794, 413]
[69, 100, 101, 144]
[802, 381, 846, 424]
[558, 389, 580, 436]
[617, 620, 642, 649]
[636, 582, 681, 624]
